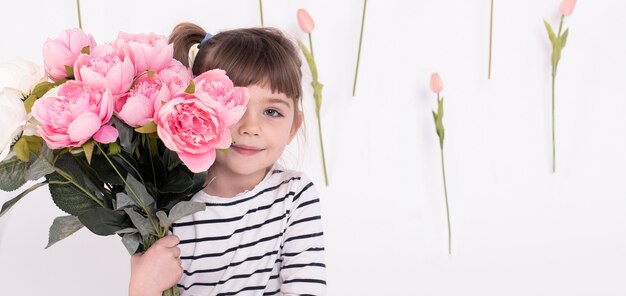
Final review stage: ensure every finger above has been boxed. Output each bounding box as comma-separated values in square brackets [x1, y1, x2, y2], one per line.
[172, 246, 181, 258]
[154, 235, 180, 248]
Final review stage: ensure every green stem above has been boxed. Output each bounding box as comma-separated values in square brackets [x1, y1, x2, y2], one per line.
[353, 0, 367, 96]
[162, 286, 180, 296]
[95, 143, 159, 231]
[259, 0, 264, 27]
[146, 136, 158, 187]
[316, 112, 329, 186]
[308, 33, 314, 61]
[439, 144, 451, 255]
[51, 166, 104, 207]
[488, 0, 494, 79]
[552, 15, 564, 173]
[117, 153, 146, 185]
[76, 0, 82, 29]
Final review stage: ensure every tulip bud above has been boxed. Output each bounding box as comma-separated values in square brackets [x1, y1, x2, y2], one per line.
[430, 73, 443, 94]
[297, 9, 315, 33]
[560, 0, 576, 16]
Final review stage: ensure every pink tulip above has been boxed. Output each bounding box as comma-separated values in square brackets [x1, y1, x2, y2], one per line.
[193, 69, 249, 126]
[156, 95, 231, 173]
[115, 75, 170, 127]
[31, 80, 114, 149]
[74, 44, 135, 96]
[115, 32, 174, 74]
[43, 28, 97, 81]
[560, 0, 576, 16]
[297, 9, 315, 33]
[430, 73, 443, 94]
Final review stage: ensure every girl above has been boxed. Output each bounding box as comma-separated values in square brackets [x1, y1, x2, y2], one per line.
[128, 23, 327, 296]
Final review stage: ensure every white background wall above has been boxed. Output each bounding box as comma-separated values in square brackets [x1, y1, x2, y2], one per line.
[2, 0, 626, 295]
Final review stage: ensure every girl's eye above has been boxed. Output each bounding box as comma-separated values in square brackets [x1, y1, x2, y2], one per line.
[264, 108, 283, 117]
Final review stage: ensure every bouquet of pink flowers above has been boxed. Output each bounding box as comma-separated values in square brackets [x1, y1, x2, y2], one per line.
[0, 28, 248, 296]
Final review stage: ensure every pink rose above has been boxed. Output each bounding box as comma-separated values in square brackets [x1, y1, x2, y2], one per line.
[156, 95, 231, 173]
[116, 74, 170, 127]
[74, 44, 135, 96]
[193, 69, 249, 126]
[116, 32, 174, 74]
[159, 60, 192, 96]
[32, 80, 115, 149]
[43, 28, 97, 81]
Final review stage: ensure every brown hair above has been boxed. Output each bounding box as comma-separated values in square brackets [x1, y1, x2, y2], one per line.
[169, 23, 302, 103]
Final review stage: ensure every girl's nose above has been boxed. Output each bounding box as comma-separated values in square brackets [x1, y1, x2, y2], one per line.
[238, 112, 261, 136]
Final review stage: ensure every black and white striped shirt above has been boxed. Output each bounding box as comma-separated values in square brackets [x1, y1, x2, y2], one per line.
[172, 165, 326, 296]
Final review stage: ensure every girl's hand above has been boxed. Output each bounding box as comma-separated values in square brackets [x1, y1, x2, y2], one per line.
[129, 235, 183, 296]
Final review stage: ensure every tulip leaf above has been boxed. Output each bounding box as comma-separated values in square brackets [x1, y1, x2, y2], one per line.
[184, 80, 195, 94]
[45, 215, 84, 249]
[0, 181, 47, 218]
[560, 28, 569, 50]
[0, 156, 28, 191]
[544, 20, 556, 45]
[135, 122, 157, 134]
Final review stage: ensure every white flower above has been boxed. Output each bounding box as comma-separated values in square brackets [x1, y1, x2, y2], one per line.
[0, 88, 28, 161]
[0, 59, 45, 96]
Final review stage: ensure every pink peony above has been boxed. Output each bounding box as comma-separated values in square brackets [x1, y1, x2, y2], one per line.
[116, 32, 174, 74]
[43, 28, 97, 81]
[159, 60, 193, 96]
[32, 80, 114, 149]
[116, 74, 170, 127]
[156, 95, 231, 173]
[193, 69, 249, 126]
[74, 43, 135, 96]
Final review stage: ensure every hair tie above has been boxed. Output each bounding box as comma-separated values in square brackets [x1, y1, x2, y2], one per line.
[198, 32, 214, 49]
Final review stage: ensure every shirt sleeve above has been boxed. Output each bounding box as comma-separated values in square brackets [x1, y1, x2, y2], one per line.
[279, 177, 327, 295]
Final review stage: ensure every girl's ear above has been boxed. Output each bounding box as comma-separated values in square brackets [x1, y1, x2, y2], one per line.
[289, 111, 304, 143]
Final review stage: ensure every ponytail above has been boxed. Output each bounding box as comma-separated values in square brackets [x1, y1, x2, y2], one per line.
[169, 22, 206, 67]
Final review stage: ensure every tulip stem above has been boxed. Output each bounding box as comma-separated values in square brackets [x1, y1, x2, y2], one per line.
[551, 15, 564, 173]
[353, 0, 367, 96]
[488, 0, 494, 79]
[439, 144, 451, 255]
[308, 33, 314, 60]
[316, 112, 329, 186]
[76, 0, 82, 29]
[259, 0, 264, 27]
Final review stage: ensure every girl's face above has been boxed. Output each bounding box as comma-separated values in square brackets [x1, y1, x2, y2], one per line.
[212, 84, 302, 178]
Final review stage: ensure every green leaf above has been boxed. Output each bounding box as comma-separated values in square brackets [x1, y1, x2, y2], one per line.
[23, 94, 38, 113]
[122, 233, 141, 255]
[298, 40, 318, 81]
[80, 45, 90, 54]
[31, 81, 56, 98]
[0, 156, 28, 191]
[25, 144, 54, 181]
[184, 80, 195, 94]
[544, 20, 556, 45]
[78, 207, 130, 236]
[0, 181, 47, 218]
[82, 140, 95, 165]
[135, 122, 157, 134]
[116, 192, 135, 209]
[64, 65, 74, 79]
[112, 117, 137, 153]
[168, 201, 205, 225]
[47, 154, 102, 216]
[126, 174, 156, 212]
[123, 208, 154, 239]
[156, 211, 169, 228]
[160, 168, 193, 194]
[90, 154, 127, 185]
[45, 215, 84, 248]
[12, 137, 30, 162]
